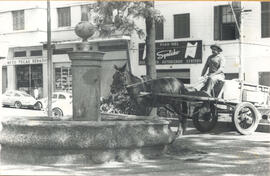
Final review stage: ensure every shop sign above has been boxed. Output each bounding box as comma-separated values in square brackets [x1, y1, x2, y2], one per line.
[7, 58, 47, 65]
[139, 40, 202, 65]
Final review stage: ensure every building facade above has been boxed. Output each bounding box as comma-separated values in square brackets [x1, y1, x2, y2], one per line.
[0, 1, 270, 98]
[130, 1, 270, 86]
[0, 1, 129, 97]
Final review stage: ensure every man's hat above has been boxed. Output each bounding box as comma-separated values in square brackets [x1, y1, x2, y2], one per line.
[210, 44, 222, 52]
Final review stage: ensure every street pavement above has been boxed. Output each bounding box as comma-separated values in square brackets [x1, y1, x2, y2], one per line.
[0, 107, 270, 176]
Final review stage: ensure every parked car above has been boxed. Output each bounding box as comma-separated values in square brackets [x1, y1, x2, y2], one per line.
[38, 91, 72, 117]
[1, 90, 42, 109]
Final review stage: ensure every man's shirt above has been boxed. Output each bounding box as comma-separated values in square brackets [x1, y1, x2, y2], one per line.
[206, 53, 225, 74]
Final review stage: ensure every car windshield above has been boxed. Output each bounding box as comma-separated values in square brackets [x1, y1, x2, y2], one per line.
[21, 93, 31, 97]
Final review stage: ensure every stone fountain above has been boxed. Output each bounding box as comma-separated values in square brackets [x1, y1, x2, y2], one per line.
[0, 19, 174, 165]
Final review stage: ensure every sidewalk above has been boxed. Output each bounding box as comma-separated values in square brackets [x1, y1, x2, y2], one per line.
[1, 127, 269, 176]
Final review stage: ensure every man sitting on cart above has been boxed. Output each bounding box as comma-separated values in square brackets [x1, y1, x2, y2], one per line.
[200, 44, 225, 96]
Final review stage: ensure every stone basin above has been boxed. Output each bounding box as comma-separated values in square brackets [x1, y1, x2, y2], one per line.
[0, 113, 174, 164]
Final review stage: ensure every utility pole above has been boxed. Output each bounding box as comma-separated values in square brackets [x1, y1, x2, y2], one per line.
[47, 0, 52, 117]
[229, 3, 243, 81]
[230, 3, 251, 81]
[230, 2, 251, 101]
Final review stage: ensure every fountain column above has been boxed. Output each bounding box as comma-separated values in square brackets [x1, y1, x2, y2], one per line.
[69, 47, 104, 121]
[68, 20, 104, 121]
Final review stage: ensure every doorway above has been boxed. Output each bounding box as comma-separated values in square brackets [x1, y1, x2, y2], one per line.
[16, 64, 43, 98]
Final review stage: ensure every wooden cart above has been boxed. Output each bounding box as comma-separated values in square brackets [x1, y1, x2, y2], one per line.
[140, 80, 270, 135]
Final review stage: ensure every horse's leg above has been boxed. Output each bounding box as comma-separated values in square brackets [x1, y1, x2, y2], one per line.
[171, 102, 188, 135]
[181, 102, 188, 134]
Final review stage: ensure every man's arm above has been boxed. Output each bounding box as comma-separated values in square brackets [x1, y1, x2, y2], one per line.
[201, 57, 209, 76]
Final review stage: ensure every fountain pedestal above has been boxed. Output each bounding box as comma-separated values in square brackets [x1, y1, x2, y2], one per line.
[0, 20, 175, 165]
[69, 49, 104, 121]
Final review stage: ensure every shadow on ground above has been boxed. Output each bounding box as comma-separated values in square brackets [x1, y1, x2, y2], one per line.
[1, 127, 270, 176]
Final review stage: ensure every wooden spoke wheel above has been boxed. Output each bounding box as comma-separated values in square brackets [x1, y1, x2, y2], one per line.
[192, 103, 218, 133]
[233, 102, 260, 135]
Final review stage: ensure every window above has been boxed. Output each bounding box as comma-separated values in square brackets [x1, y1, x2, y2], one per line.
[57, 7, 71, 27]
[259, 72, 270, 86]
[174, 13, 190, 38]
[59, 94, 66, 99]
[261, 2, 270, 38]
[30, 50, 42, 56]
[14, 51, 26, 57]
[12, 10, 24, 30]
[55, 67, 72, 91]
[155, 21, 164, 40]
[214, 3, 240, 40]
[16, 64, 43, 95]
[52, 94, 57, 99]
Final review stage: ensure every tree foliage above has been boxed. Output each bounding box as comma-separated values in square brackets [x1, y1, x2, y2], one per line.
[89, 1, 164, 39]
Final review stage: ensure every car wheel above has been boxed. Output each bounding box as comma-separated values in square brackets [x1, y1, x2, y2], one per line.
[34, 101, 42, 110]
[14, 101, 22, 109]
[52, 108, 63, 118]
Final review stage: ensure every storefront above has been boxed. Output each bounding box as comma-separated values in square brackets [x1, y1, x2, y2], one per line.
[5, 38, 130, 98]
[6, 54, 46, 98]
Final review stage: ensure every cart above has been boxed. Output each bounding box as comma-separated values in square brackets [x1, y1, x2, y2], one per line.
[138, 80, 270, 135]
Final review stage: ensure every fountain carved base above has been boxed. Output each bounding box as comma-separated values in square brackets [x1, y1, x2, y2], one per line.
[0, 114, 174, 164]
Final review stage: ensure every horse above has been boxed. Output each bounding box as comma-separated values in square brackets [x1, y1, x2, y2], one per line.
[111, 63, 189, 135]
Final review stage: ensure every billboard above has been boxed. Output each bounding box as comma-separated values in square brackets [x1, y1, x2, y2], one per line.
[139, 40, 202, 65]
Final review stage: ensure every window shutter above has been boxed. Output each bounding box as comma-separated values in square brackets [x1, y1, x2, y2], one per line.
[261, 2, 270, 38]
[67, 8, 71, 26]
[57, 9, 61, 27]
[232, 2, 241, 39]
[183, 13, 190, 38]
[174, 15, 179, 38]
[20, 10, 24, 30]
[214, 6, 221, 40]
[155, 21, 164, 40]
[57, 7, 71, 27]
[12, 11, 17, 30]
[12, 10, 24, 30]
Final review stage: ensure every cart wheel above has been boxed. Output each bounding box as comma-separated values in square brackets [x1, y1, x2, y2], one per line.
[192, 104, 218, 132]
[233, 102, 260, 135]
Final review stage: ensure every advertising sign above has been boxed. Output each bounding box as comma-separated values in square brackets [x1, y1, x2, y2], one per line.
[139, 40, 202, 65]
[7, 58, 47, 65]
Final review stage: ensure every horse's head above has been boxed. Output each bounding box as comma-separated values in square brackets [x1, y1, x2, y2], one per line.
[111, 63, 141, 94]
